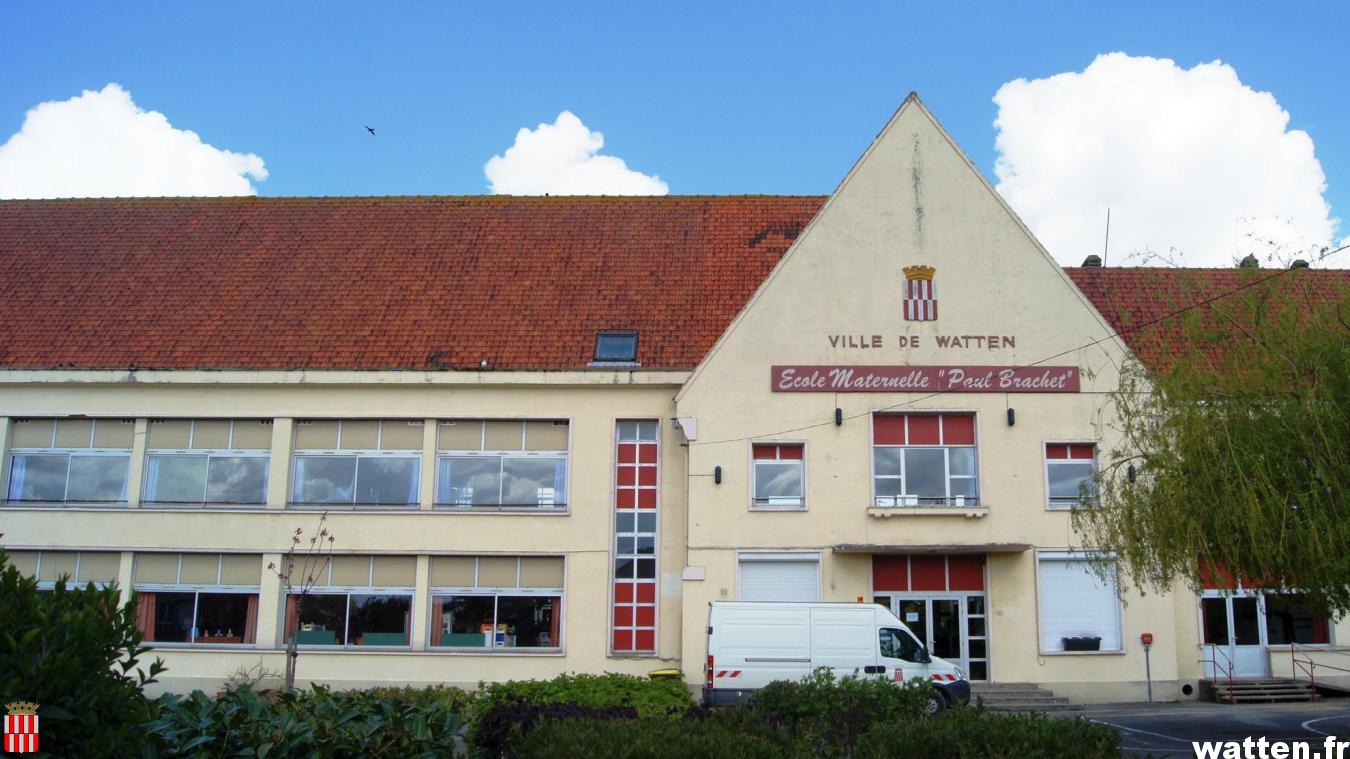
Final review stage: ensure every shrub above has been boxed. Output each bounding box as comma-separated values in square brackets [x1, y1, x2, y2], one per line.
[470, 672, 692, 721]
[855, 708, 1122, 758]
[747, 668, 935, 755]
[146, 684, 465, 757]
[0, 550, 165, 756]
[471, 701, 638, 758]
[513, 710, 807, 759]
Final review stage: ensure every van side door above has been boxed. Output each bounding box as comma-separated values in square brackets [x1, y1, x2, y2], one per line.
[878, 626, 930, 684]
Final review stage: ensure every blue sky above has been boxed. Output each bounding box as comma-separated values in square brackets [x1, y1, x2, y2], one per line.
[1, 2, 1346, 265]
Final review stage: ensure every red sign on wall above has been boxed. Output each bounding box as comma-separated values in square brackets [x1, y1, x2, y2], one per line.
[771, 365, 1080, 393]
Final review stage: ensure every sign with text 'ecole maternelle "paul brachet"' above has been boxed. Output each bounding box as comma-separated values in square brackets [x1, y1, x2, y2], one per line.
[771, 365, 1081, 393]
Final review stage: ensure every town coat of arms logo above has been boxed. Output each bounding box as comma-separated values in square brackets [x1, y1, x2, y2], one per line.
[903, 265, 937, 321]
[4, 701, 39, 753]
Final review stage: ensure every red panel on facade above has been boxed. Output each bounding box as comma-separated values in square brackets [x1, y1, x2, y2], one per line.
[1069, 443, 1096, 460]
[908, 416, 941, 445]
[873, 415, 905, 445]
[752, 444, 777, 460]
[1046, 443, 1069, 460]
[638, 444, 658, 464]
[635, 629, 656, 651]
[778, 444, 803, 460]
[616, 467, 636, 486]
[638, 467, 657, 486]
[613, 605, 633, 626]
[637, 489, 657, 509]
[942, 415, 975, 445]
[613, 629, 633, 650]
[636, 605, 656, 626]
[1200, 562, 1237, 590]
[615, 489, 635, 508]
[947, 555, 985, 591]
[614, 582, 634, 603]
[873, 556, 909, 591]
[617, 443, 637, 464]
[910, 555, 946, 591]
[636, 583, 656, 603]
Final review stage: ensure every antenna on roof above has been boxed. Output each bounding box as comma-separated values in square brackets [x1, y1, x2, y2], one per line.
[1102, 208, 1111, 267]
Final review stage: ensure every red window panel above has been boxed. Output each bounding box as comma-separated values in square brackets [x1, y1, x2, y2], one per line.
[613, 605, 633, 626]
[615, 489, 636, 508]
[753, 443, 804, 460]
[942, 415, 976, 445]
[947, 555, 986, 591]
[752, 444, 777, 460]
[618, 443, 638, 464]
[907, 416, 941, 445]
[1046, 443, 1069, 460]
[910, 555, 946, 591]
[613, 629, 633, 650]
[1046, 443, 1095, 460]
[1069, 443, 1095, 460]
[777, 444, 803, 460]
[873, 556, 909, 591]
[617, 466, 637, 486]
[636, 489, 657, 509]
[638, 444, 658, 464]
[873, 415, 905, 445]
[636, 582, 656, 604]
[635, 605, 656, 626]
[638, 467, 657, 486]
[614, 582, 634, 603]
[635, 629, 656, 651]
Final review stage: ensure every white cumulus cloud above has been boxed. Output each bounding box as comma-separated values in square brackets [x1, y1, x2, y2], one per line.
[993, 53, 1337, 267]
[0, 83, 266, 199]
[485, 111, 668, 195]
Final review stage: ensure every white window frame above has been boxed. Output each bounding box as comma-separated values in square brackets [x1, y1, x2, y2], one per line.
[870, 413, 979, 508]
[291, 420, 422, 508]
[1035, 550, 1124, 654]
[144, 420, 272, 506]
[434, 420, 571, 509]
[6, 419, 135, 505]
[22, 550, 118, 591]
[749, 441, 806, 511]
[1043, 440, 1098, 510]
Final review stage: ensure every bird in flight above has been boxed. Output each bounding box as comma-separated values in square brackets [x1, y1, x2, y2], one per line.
[364, 125, 376, 136]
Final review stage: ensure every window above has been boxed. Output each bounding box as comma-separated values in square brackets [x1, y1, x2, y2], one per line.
[752, 443, 804, 509]
[435, 420, 568, 508]
[1264, 594, 1331, 645]
[872, 414, 977, 507]
[1037, 553, 1122, 652]
[593, 331, 638, 363]
[291, 421, 422, 506]
[6, 550, 120, 590]
[1045, 443, 1097, 508]
[6, 418, 133, 504]
[144, 419, 272, 505]
[132, 553, 262, 645]
[612, 420, 659, 653]
[284, 555, 414, 646]
[879, 627, 927, 663]
[429, 556, 564, 649]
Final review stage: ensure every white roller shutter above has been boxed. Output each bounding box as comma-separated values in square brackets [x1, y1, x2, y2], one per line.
[1037, 554, 1122, 652]
[738, 554, 820, 602]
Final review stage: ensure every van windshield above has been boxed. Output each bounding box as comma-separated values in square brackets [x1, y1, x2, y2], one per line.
[880, 627, 927, 663]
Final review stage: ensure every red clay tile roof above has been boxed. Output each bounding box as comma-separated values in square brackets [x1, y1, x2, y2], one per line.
[0, 196, 1344, 372]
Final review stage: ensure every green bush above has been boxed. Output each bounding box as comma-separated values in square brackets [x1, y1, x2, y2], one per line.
[855, 708, 1122, 758]
[361, 683, 476, 713]
[470, 672, 692, 721]
[514, 710, 806, 759]
[748, 668, 935, 755]
[0, 550, 165, 756]
[147, 684, 465, 757]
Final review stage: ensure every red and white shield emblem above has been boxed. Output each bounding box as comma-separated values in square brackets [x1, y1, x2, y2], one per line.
[4, 702, 39, 754]
[903, 265, 937, 322]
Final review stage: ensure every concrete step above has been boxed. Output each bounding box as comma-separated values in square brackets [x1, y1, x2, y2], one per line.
[1204, 678, 1317, 703]
[971, 683, 1077, 713]
[982, 701, 1079, 713]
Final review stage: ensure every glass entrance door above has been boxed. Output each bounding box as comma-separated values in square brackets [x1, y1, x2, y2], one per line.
[1201, 592, 1269, 678]
[876, 594, 987, 680]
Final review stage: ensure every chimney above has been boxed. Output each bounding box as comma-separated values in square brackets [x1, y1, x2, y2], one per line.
[1238, 254, 1260, 269]
[1290, 259, 1310, 269]
[1081, 254, 1103, 268]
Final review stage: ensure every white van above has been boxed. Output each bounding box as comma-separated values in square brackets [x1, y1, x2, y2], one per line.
[703, 601, 970, 713]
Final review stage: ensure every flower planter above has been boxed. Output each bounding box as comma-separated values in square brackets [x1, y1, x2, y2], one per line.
[1062, 636, 1102, 651]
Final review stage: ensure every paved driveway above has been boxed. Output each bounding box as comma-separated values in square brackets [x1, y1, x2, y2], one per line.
[1072, 700, 1350, 757]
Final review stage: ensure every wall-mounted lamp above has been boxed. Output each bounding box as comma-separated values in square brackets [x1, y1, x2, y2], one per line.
[1127, 464, 1137, 483]
[1006, 408, 1016, 426]
[714, 466, 722, 485]
[835, 408, 843, 426]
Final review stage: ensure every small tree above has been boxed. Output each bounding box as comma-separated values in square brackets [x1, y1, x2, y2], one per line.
[268, 513, 336, 692]
[1074, 266, 1349, 613]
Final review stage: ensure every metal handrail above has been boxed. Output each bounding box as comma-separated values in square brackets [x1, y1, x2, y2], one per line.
[1290, 642, 1350, 693]
[1202, 643, 1236, 703]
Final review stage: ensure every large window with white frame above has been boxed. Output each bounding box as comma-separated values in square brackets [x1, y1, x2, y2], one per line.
[132, 552, 263, 645]
[1036, 552, 1122, 652]
[284, 555, 415, 647]
[435, 420, 569, 509]
[144, 419, 272, 505]
[428, 556, 564, 649]
[872, 414, 978, 507]
[5, 550, 121, 591]
[751, 443, 805, 509]
[1045, 442, 1098, 509]
[6, 418, 134, 504]
[291, 420, 422, 507]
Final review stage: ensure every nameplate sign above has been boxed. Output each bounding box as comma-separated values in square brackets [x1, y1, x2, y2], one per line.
[771, 365, 1081, 393]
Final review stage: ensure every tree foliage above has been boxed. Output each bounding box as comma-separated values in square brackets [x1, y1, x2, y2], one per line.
[1074, 270, 1350, 613]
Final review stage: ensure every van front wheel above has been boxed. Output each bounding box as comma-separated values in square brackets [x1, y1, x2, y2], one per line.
[924, 692, 947, 717]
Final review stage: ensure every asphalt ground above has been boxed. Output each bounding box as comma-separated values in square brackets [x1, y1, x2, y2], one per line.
[1070, 700, 1350, 758]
